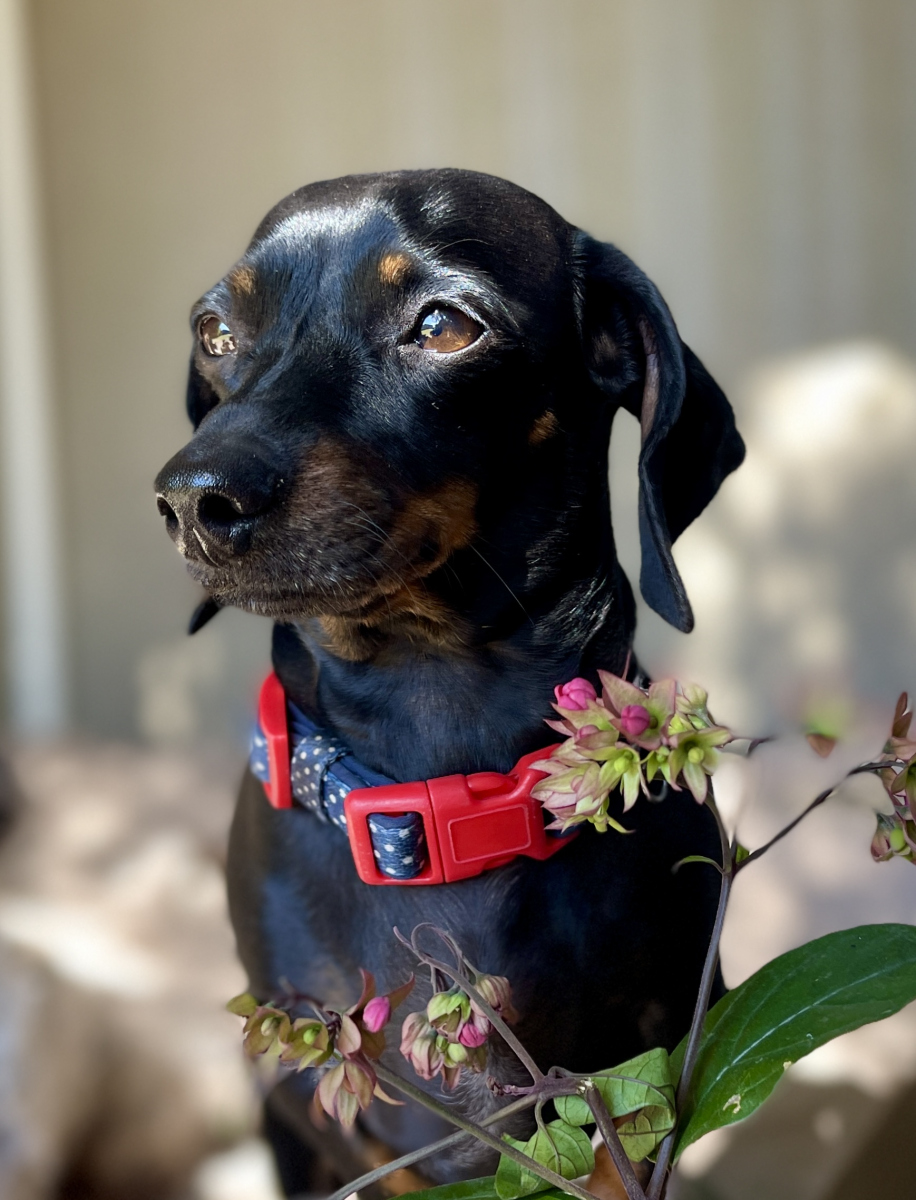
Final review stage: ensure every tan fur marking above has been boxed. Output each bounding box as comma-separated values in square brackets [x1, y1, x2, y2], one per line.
[229, 265, 256, 296]
[319, 478, 478, 657]
[586, 1145, 652, 1200]
[285, 441, 478, 657]
[528, 410, 560, 445]
[378, 252, 413, 286]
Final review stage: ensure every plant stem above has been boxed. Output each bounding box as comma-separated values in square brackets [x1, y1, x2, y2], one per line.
[322, 1093, 539, 1200]
[735, 760, 891, 873]
[374, 1063, 600, 1200]
[646, 795, 732, 1200]
[585, 1083, 646, 1200]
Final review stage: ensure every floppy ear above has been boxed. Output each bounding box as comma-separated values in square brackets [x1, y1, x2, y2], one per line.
[186, 354, 221, 427]
[576, 233, 745, 633]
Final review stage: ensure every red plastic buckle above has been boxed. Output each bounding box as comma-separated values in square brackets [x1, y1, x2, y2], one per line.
[344, 746, 573, 886]
[258, 672, 292, 810]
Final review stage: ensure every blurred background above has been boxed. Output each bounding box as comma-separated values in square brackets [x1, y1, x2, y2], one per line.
[1, 1, 916, 1198]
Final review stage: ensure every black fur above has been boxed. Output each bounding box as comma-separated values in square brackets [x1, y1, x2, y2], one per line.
[154, 169, 744, 1187]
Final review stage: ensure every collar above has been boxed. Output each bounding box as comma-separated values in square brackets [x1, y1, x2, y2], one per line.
[250, 672, 574, 885]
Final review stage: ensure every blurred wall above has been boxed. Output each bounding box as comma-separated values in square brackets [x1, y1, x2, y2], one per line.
[2, 0, 915, 739]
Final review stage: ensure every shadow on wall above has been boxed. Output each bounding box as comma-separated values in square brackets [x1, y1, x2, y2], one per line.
[614, 340, 916, 1199]
[613, 340, 916, 735]
[135, 607, 272, 750]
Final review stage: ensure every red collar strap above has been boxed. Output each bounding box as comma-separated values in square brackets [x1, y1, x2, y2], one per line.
[256, 672, 574, 885]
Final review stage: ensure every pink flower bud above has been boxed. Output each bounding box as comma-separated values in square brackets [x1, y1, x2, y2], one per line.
[575, 724, 599, 741]
[459, 1022, 489, 1048]
[362, 996, 391, 1033]
[554, 678, 597, 712]
[619, 704, 651, 739]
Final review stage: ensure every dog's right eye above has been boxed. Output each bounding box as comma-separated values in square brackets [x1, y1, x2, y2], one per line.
[198, 315, 237, 357]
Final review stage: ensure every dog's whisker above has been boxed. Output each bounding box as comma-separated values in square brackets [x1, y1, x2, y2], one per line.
[466, 544, 533, 624]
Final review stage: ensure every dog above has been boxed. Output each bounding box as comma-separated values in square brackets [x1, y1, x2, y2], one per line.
[154, 169, 744, 1194]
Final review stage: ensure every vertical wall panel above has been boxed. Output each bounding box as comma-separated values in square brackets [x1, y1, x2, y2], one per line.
[11, 0, 916, 738]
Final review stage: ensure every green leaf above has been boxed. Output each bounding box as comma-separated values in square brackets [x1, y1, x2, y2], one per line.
[734, 843, 750, 864]
[395, 1178, 571, 1200]
[495, 1121, 594, 1199]
[673, 923, 916, 1157]
[391, 1179, 502, 1200]
[226, 991, 259, 1016]
[554, 1049, 675, 1162]
[672, 855, 724, 874]
[617, 1101, 676, 1163]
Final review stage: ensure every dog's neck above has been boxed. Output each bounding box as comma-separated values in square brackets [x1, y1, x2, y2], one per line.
[273, 465, 635, 781]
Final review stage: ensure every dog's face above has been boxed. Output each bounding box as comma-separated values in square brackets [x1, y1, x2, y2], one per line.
[156, 170, 743, 639]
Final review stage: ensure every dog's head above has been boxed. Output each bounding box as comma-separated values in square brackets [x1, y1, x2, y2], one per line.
[155, 169, 743, 642]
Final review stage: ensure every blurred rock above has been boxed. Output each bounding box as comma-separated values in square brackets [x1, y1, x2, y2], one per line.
[0, 749, 22, 843]
[0, 740, 271, 1200]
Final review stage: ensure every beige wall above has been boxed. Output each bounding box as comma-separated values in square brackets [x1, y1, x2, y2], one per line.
[8, 0, 916, 739]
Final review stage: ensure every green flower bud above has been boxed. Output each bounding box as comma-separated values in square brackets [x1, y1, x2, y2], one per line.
[427, 987, 470, 1025]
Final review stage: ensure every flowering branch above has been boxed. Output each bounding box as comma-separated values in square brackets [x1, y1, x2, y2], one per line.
[532, 675, 734, 835]
[395, 923, 543, 1085]
[646, 794, 731, 1200]
[226, 681, 916, 1200]
[374, 1063, 601, 1200]
[323, 1093, 541, 1200]
[736, 760, 893, 873]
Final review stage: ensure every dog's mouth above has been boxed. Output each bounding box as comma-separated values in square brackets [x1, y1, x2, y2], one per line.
[175, 480, 479, 623]
[182, 556, 417, 621]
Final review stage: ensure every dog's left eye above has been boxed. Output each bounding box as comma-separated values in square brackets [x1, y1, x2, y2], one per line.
[416, 307, 482, 353]
[199, 315, 237, 356]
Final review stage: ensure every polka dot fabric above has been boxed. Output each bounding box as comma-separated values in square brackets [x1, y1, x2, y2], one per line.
[250, 700, 427, 880]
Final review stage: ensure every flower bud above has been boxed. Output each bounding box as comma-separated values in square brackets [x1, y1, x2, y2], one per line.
[474, 973, 512, 1014]
[362, 996, 391, 1033]
[427, 987, 471, 1035]
[575, 724, 599, 740]
[871, 811, 915, 864]
[618, 704, 651, 739]
[400, 1011, 444, 1081]
[680, 683, 708, 711]
[459, 1022, 489, 1048]
[554, 678, 597, 711]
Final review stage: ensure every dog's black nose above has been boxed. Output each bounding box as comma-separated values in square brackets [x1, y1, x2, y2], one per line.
[155, 443, 284, 561]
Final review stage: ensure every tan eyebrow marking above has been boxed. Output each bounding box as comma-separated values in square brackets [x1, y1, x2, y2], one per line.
[228, 265, 256, 296]
[528, 411, 560, 445]
[378, 252, 413, 286]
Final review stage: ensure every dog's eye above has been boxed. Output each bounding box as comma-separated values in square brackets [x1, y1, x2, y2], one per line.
[416, 307, 482, 353]
[199, 315, 237, 356]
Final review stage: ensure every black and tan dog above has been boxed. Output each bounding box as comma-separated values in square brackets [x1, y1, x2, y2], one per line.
[155, 169, 743, 1193]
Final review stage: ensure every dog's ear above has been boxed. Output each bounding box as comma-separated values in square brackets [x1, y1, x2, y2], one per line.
[576, 234, 745, 633]
[186, 354, 220, 427]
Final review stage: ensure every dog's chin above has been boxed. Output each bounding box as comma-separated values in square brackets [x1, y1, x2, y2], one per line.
[182, 558, 398, 622]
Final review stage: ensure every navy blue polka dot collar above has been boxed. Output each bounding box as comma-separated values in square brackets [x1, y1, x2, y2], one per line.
[251, 672, 575, 886]
[250, 686, 428, 881]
